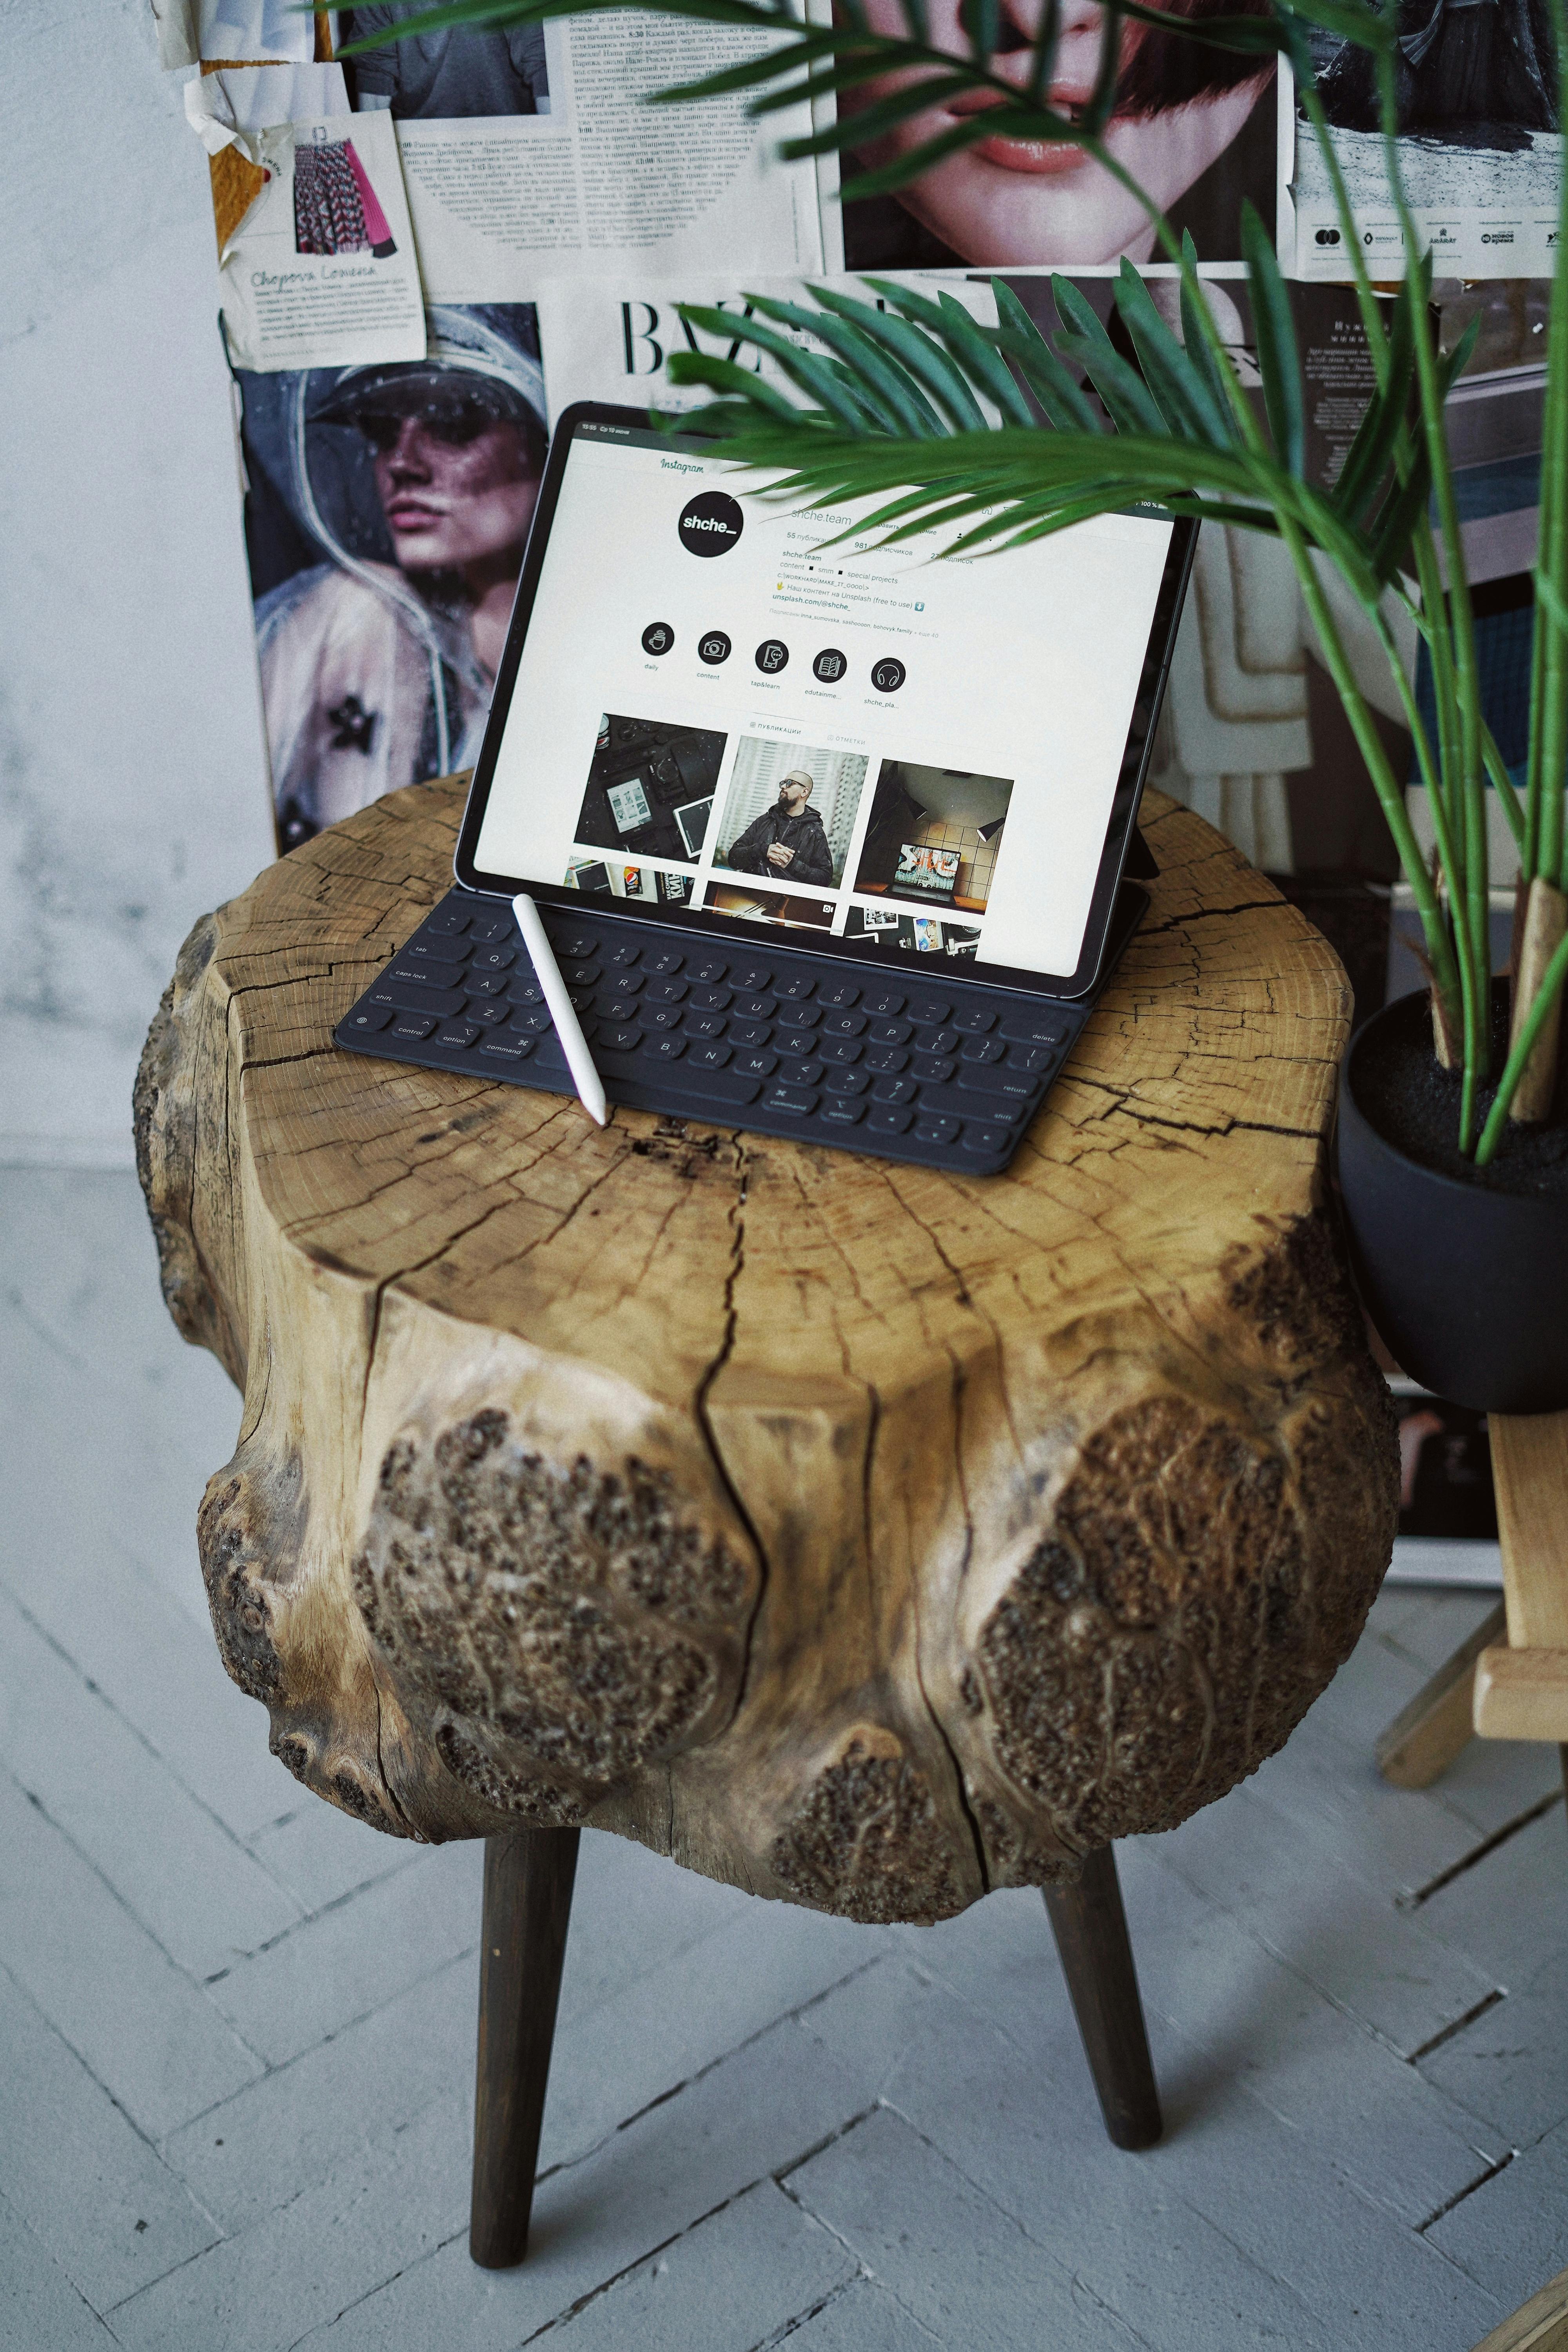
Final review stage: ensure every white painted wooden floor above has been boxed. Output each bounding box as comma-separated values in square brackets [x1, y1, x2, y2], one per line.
[4, 1166, 1566, 2352]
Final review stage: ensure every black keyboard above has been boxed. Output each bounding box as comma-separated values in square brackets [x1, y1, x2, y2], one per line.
[334, 891, 1121, 1175]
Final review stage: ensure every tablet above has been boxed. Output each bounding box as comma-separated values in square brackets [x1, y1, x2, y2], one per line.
[456, 404, 1196, 1000]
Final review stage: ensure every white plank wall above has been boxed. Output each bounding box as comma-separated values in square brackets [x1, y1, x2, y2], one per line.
[3, 1168, 1565, 2352]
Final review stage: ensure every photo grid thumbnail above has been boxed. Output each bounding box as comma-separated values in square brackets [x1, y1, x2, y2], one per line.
[572, 713, 727, 867]
[852, 761, 1012, 913]
[711, 739, 869, 894]
[844, 909, 982, 957]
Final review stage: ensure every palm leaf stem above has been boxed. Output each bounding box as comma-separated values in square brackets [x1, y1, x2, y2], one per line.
[1475, 927, 1568, 1161]
[1283, 518, 1464, 1024]
[1370, 52, 1488, 1128]
[1531, 0, 1568, 890]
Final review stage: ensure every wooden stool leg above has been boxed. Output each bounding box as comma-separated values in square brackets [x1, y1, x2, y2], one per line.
[470, 1827, 579, 2269]
[1042, 1845, 1162, 2152]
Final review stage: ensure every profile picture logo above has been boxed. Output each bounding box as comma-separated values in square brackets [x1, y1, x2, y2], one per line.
[679, 491, 744, 558]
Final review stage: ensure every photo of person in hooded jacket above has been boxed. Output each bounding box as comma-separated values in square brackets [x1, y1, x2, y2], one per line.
[236, 304, 547, 849]
[724, 772, 835, 889]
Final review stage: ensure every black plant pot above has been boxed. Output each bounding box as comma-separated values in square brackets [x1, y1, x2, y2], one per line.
[1338, 989, 1568, 1415]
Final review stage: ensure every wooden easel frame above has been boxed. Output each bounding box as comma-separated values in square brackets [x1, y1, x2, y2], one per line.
[1377, 1408, 1568, 1803]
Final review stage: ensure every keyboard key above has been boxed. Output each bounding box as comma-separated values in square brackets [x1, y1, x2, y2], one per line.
[643, 977, 689, 1004]
[824, 1067, 870, 1096]
[818, 1038, 863, 1066]
[764, 1085, 818, 1115]
[777, 1058, 824, 1087]
[480, 1034, 534, 1061]
[508, 974, 545, 1004]
[608, 967, 644, 994]
[435, 1021, 483, 1049]
[867, 1019, 913, 1046]
[604, 939, 641, 967]
[907, 995, 951, 1025]
[691, 956, 729, 984]
[342, 1005, 393, 1033]
[386, 960, 461, 995]
[465, 970, 510, 998]
[367, 977, 466, 1019]
[731, 994, 777, 1023]
[646, 1034, 688, 1061]
[688, 1041, 733, 1070]
[554, 931, 598, 960]
[568, 986, 597, 1012]
[729, 1021, 772, 1049]
[466, 998, 510, 1027]
[871, 1075, 918, 1107]
[1009, 1044, 1060, 1074]
[423, 905, 472, 936]
[865, 1047, 908, 1075]
[467, 913, 514, 944]
[390, 1014, 437, 1042]
[960, 1035, 1007, 1065]
[963, 1123, 1013, 1154]
[917, 1080, 1026, 1123]
[868, 1104, 915, 1136]
[510, 1005, 554, 1034]
[914, 1114, 960, 1145]
[470, 945, 517, 974]
[817, 979, 861, 1009]
[911, 1054, 956, 1085]
[643, 1004, 684, 1032]
[775, 1029, 820, 1060]
[953, 1005, 998, 1034]
[404, 935, 470, 966]
[687, 986, 732, 1013]
[594, 1051, 760, 1105]
[561, 960, 601, 987]
[822, 1098, 867, 1125]
[997, 1006, 1071, 1046]
[956, 1066, 1036, 1102]
[773, 971, 815, 1002]
[777, 1000, 822, 1029]
[862, 988, 906, 1017]
[601, 1023, 643, 1051]
[646, 949, 684, 976]
[686, 1013, 728, 1042]
[916, 1027, 960, 1057]
[733, 964, 775, 992]
[733, 1049, 778, 1079]
[819, 1010, 867, 1038]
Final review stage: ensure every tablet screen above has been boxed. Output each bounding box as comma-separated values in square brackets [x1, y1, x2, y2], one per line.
[463, 414, 1182, 991]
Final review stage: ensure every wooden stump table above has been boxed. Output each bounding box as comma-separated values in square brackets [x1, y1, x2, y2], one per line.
[136, 777, 1398, 2264]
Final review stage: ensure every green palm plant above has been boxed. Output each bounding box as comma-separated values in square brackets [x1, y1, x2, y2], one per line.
[358, 0, 1568, 1165]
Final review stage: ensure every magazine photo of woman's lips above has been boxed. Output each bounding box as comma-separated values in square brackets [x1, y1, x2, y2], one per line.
[385, 496, 447, 533]
[841, 0, 1272, 266]
[946, 69, 1112, 173]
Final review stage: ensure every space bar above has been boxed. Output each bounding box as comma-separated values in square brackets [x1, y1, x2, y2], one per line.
[595, 1052, 762, 1107]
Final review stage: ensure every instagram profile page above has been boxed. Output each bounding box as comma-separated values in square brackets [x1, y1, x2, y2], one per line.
[474, 426, 1172, 977]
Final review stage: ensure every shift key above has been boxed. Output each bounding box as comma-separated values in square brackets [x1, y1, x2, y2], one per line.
[366, 972, 467, 1019]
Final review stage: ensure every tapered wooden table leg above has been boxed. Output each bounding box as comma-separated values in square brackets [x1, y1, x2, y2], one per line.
[470, 1828, 580, 2269]
[1043, 1846, 1162, 2152]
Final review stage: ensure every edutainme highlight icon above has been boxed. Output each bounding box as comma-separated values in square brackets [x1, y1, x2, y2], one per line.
[678, 491, 744, 557]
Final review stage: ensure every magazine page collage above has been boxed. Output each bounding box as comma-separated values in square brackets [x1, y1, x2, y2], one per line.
[160, 0, 1557, 904]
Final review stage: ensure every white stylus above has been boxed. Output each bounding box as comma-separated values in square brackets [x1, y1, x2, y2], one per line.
[512, 893, 607, 1127]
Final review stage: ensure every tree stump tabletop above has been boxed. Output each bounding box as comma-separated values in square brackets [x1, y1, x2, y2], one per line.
[135, 778, 1397, 1924]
